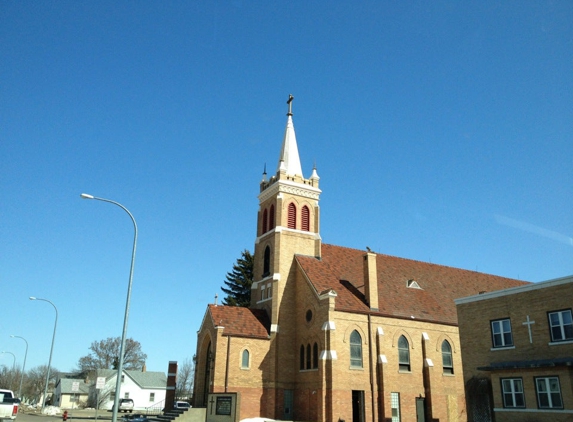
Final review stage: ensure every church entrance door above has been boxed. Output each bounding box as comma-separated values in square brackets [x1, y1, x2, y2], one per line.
[351, 390, 365, 422]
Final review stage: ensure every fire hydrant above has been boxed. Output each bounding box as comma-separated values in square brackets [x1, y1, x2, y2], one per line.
[63, 411, 68, 421]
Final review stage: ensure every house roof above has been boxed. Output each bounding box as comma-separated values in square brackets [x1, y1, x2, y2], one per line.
[296, 244, 530, 325]
[208, 304, 270, 339]
[58, 378, 90, 394]
[96, 369, 167, 389]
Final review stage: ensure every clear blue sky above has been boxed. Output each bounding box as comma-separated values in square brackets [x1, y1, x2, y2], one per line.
[1, 1, 571, 376]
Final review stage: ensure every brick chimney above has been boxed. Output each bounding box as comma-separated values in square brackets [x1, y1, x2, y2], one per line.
[363, 251, 379, 311]
[165, 361, 177, 410]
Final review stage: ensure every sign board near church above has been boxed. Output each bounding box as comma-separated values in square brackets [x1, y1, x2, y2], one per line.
[206, 393, 240, 422]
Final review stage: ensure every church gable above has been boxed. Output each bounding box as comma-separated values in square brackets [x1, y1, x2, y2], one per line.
[296, 244, 529, 325]
[208, 304, 271, 339]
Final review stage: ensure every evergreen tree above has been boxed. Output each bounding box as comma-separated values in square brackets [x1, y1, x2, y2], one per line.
[221, 249, 254, 307]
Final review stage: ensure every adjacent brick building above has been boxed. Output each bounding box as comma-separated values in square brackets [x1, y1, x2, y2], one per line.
[456, 275, 573, 422]
[192, 98, 529, 422]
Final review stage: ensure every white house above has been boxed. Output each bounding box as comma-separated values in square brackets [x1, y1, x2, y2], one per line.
[54, 378, 90, 409]
[89, 369, 167, 411]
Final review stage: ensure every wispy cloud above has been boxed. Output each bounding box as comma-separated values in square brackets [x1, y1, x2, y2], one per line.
[495, 215, 573, 246]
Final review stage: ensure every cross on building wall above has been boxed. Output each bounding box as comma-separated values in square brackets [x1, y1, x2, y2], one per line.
[522, 315, 536, 343]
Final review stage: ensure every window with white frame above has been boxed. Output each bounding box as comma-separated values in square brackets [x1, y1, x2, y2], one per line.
[398, 335, 410, 371]
[441, 340, 453, 374]
[149, 392, 155, 402]
[548, 310, 573, 342]
[501, 378, 525, 408]
[536, 377, 563, 409]
[491, 318, 513, 348]
[350, 330, 363, 368]
[241, 349, 250, 369]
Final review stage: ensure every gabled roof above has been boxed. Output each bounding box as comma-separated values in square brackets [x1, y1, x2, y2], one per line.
[95, 369, 167, 389]
[58, 378, 90, 394]
[296, 244, 530, 325]
[208, 304, 270, 339]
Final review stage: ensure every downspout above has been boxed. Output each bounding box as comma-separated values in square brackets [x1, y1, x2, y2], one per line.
[225, 336, 231, 392]
[368, 314, 375, 422]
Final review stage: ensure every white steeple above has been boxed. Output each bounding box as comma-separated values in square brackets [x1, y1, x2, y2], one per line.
[276, 94, 303, 177]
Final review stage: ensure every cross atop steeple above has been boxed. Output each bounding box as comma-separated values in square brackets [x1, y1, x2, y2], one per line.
[287, 94, 294, 116]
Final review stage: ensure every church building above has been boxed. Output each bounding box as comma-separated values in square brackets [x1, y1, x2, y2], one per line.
[192, 97, 529, 422]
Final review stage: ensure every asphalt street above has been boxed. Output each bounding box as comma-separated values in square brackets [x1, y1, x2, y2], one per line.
[17, 409, 111, 422]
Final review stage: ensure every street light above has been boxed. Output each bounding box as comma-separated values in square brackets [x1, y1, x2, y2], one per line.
[0, 351, 16, 369]
[80, 193, 138, 422]
[30, 297, 58, 411]
[10, 335, 28, 398]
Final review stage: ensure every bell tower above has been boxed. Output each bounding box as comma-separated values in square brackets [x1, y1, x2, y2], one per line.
[251, 95, 321, 330]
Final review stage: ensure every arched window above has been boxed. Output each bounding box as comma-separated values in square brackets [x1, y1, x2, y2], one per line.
[288, 203, 296, 229]
[398, 335, 410, 371]
[299, 345, 305, 370]
[350, 330, 363, 368]
[442, 340, 453, 374]
[263, 246, 271, 277]
[269, 205, 275, 229]
[262, 209, 268, 234]
[301, 205, 310, 231]
[313, 342, 319, 369]
[306, 344, 311, 369]
[241, 350, 250, 369]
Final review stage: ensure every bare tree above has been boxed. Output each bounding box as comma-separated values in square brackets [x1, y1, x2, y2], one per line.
[23, 365, 59, 405]
[175, 358, 194, 400]
[77, 337, 147, 372]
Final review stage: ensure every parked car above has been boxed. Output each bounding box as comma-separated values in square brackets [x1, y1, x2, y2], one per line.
[173, 401, 190, 410]
[113, 398, 134, 413]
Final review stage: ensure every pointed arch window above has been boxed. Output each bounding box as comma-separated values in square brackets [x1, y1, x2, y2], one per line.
[398, 335, 410, 372]
[299, 345, 305, 370]
[288, 203, 296, 229]
[241, 349, 250, 369]
[306, 344, 311, 369]
[262, 209, 268, 234]
[263, 246, 271, 277]
[313, 342, 319, 369]
[350, 330, 363, 368]
[269, 205, 275, 229]
[442, 340, 453, 374]
[301, 205, 310, 231]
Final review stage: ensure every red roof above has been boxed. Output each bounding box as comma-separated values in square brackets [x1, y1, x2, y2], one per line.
[296, 244, 530, 325]
[208, 304, 270, 339]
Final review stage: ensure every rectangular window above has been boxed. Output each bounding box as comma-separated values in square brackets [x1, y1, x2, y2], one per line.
[124, 392, 129, 399]
[260, 286, 266, 300]
[267, 284, 272, 298]
[390, 392, 400, 422]
[491, 318, 513, 348]
[548, 310, 573, 342]
[501, 378, 525, 408]
[149, 392, 155, 402]
[536, 377, 563, 409]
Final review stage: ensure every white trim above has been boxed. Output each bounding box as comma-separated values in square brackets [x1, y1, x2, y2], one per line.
[379, 355, 387, 364]
[425, 358, 434, 367]
[490, 346, 516, 351]
[494, 408, 573, 414]
[270, 324, 279, 333]
[322, 321, 336, 331]
[319, 350, 338, 360]
[377, 327, 384, 336]
[455, 275, 572, 304]
[258, 179, 321, 203]
[549, 340, 573, 346]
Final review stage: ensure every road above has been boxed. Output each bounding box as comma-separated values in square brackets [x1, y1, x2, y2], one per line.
[17, 409, 111, 422]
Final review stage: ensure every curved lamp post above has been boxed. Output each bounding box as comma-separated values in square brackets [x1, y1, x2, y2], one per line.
[10, 335, 28, 398]
[80, 193, 137, 422]
[29, 297, 58, 411]
[0, 351, 16, 369]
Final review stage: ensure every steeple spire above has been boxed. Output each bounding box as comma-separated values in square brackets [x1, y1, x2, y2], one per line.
[277, 94, 303, 177]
